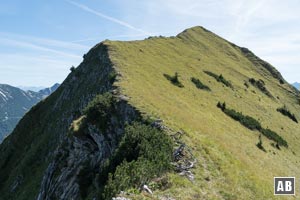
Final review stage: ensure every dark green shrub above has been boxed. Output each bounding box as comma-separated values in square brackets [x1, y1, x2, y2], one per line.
[108, 71, 117, 84]
[217, 102, 261, 130]
[163, 72, 184, 88]
[191, 77, 211, 91]
[104, 159, 156, 199]
[83, 93, 115, 131]
[222, 108, 261, 130]
[70, 66, 76, 72]
[114, 123, 173, 164]
[256, 134, 266, 152]
[217, 102, 222, 109]
[261, 128, 288, 148]
[204, 70, 219, 79]
[248, 78, 273, 98]
[203, 71, 233, 88]
[244, 81, 249, 88]
[217, 102, 288, 148]
[102, 122, 173, 199]
[217, 101, 226, 111]
[277, 106, 298, 123]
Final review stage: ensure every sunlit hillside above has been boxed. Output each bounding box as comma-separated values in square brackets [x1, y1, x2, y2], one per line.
[107, 26, 300, 199]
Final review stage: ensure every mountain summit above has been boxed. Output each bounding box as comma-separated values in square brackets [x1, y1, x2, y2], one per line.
[0, 26, 299, 200]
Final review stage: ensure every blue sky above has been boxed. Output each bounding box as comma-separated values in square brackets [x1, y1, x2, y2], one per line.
[0, 0, 299, 87]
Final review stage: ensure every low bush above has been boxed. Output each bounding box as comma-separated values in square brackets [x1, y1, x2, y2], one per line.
[108, 71, 117, 84]
[191, 77, 211, 91]
[218, 102, 261, 131]
[248, 78, 273, 98]
[82, 93, 173, 199]
[217, 101, 288, 148]
[277, 106, 298, 123]
[83, 93, 115, 131]
[279, 79, 284, 84]
[256, 134, 266, 152]
[261, 128, 288, 148]
[164, 72, 184, 88]
[217, 101, 226, 111]
[223, 108, 262, 130]
[70, 66, 76, 72]
[102, 122, 173, 199]
[204, 71, 233, 88]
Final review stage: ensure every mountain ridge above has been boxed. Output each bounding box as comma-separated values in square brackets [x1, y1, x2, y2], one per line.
[0, 26, 299, 199]
[0, 83, 60, 142]
[19, 86, 46, 92]
[293, 82, 300, 90]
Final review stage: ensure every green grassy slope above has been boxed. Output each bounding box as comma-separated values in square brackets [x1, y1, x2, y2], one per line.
[105, 26, 300, 199]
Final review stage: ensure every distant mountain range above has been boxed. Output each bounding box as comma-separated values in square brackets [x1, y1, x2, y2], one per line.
[18, 86, 46, 92]
[0, 83, 59, 142]
[36, 83, 60, 98]
[292, 82, 300, 90]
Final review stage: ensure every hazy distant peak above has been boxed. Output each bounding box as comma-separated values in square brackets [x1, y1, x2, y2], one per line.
[18, 86, 46, 92]
[292, 82, 300, 90]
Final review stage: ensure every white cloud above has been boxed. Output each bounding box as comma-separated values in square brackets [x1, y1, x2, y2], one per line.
[71, 31, 177, 43]
[0, 33, 84, 86]
[66, 0, 152, 35]
[0, 37, 81, 59]
[0, 32, 89, 50]
[0, 53, 76, 87]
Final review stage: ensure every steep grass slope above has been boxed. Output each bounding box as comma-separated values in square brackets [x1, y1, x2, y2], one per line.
[106, 26, 300, 199]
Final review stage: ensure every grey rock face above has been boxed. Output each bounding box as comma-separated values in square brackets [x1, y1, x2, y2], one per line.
[37, 100, 139, 200]
[0, 42, 120, 199]
[35, 43, 140, 200]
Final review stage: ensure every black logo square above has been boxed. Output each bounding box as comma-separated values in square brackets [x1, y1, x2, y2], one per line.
[274, 177, 295, 195]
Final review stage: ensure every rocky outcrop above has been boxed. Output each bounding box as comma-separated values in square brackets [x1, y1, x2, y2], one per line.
[37, 99, 139, 200]
[0, 42, 120, 199]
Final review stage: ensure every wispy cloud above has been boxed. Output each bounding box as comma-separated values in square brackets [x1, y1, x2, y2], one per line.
[228, 0, 268, 38]
[71, 31, 177, 43]
[66, 0, 151, 35]
[0, 33, 84, 86]
[70, 33, 150, 43]
[25, 36, 89, 51]
[0, 32, 89, 59]
[0, 53, 77, 87]
[0, 37, 81, 58]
